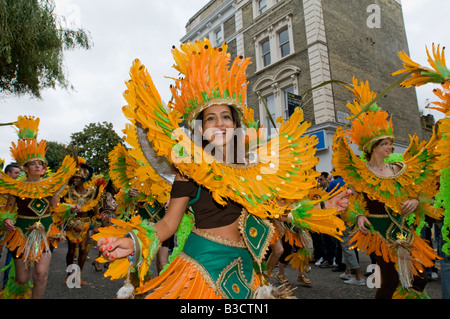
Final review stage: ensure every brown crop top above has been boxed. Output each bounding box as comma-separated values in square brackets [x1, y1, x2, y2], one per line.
[170, 180, 242, 229]
[363, 193, 387, 215]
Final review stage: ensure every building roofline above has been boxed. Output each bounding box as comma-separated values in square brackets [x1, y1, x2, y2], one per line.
[184, 0, 217, 28]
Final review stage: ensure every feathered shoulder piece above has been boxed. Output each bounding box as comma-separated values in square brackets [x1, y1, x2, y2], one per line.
[0, 155, 77, 199]
[108, 142, 171, 205]
[0, 115, 77, 199]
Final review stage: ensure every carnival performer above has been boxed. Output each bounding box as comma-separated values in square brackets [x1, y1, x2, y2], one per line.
[331, 76, 443, 299]
[98, 180, 118, 228]
[92, 179, 118, 271]
[0, 116, 77, 299]
[93, 39, 347, 299]
[268, 220, 314, 288]
[0, 162, 20, 287]
[267, 187, 332, 288]
[108, 142, 173, 276]
[54, 158, 104, 286]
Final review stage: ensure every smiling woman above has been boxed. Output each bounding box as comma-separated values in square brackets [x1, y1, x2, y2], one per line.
[365, 138, 395, 174]
[201, 105, 236, 146]
[194, 104, 244, 163]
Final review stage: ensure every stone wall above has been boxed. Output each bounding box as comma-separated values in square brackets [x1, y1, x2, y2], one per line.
[322, 0, 422, 142]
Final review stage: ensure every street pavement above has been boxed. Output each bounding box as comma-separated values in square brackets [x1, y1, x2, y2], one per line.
[0, 240, 443, 299]
[275, 251, 442, 299]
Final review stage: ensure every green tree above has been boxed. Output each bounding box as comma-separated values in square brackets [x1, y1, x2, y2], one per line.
[46, 140, 69, 171]
[69, 122, 123, 178]
[0, 0, 92, 98]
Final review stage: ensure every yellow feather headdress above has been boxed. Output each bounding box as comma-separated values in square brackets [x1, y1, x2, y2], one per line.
[169, 38, 251, 129]
[10, 115, 47, 169]
[344, 78, 394, 153]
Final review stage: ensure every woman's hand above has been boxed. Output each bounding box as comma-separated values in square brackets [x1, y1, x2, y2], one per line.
[129, 188, 140, 197]
[357, 215, 371, 235]
[70, 204, 82, 214]
[325, 189, 352, 212]
[3, 218, 15, 233]
[97, 237, 134, 261]
[400, 198, 419, 215]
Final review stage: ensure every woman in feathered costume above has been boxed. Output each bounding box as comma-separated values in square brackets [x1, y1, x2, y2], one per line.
[331, 74, 443, 298]
[0, 116, 77, 299]
[93, 39, 347, 299]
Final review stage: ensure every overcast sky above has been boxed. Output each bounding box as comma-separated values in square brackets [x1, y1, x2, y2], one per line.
[0, 0, 449, 165]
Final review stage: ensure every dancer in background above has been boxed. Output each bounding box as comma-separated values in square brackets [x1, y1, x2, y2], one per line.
[332, 77, 442, 298]
[0, 116, 76, 298]
[57, 159, 103, 286]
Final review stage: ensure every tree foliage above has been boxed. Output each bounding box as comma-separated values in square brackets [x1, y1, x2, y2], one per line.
[69, 122, 123, 178]
[46, 140, 69, 171]
[0, 0, 92, 98]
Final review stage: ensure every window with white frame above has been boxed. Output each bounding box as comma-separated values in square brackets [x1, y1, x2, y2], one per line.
[253, 65, 300, 138]
[261, 38, 271, 67]
[253, 14, 293, 71]
[214, 28, 223, 46]
[258, 0, 267, 14]
[264, 94, 276, 134]
[278, 28, 290, 58]
[253, 0, 283, 18]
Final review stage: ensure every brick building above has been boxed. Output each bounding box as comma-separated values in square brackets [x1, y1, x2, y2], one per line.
[181, 0, 423, 172]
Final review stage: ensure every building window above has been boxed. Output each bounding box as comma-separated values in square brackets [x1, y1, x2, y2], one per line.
[283, 86, 294, 119]
[261, 39, 271, 67]
[253, 14, 293, 71]
[264, 94, 276, 134]
[279, 28, 290, 58]
[258, 0, 267, 14]
[254, 66, 300, 135]
[254, 0, 284, 18]
[214, 28, 223, 46]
